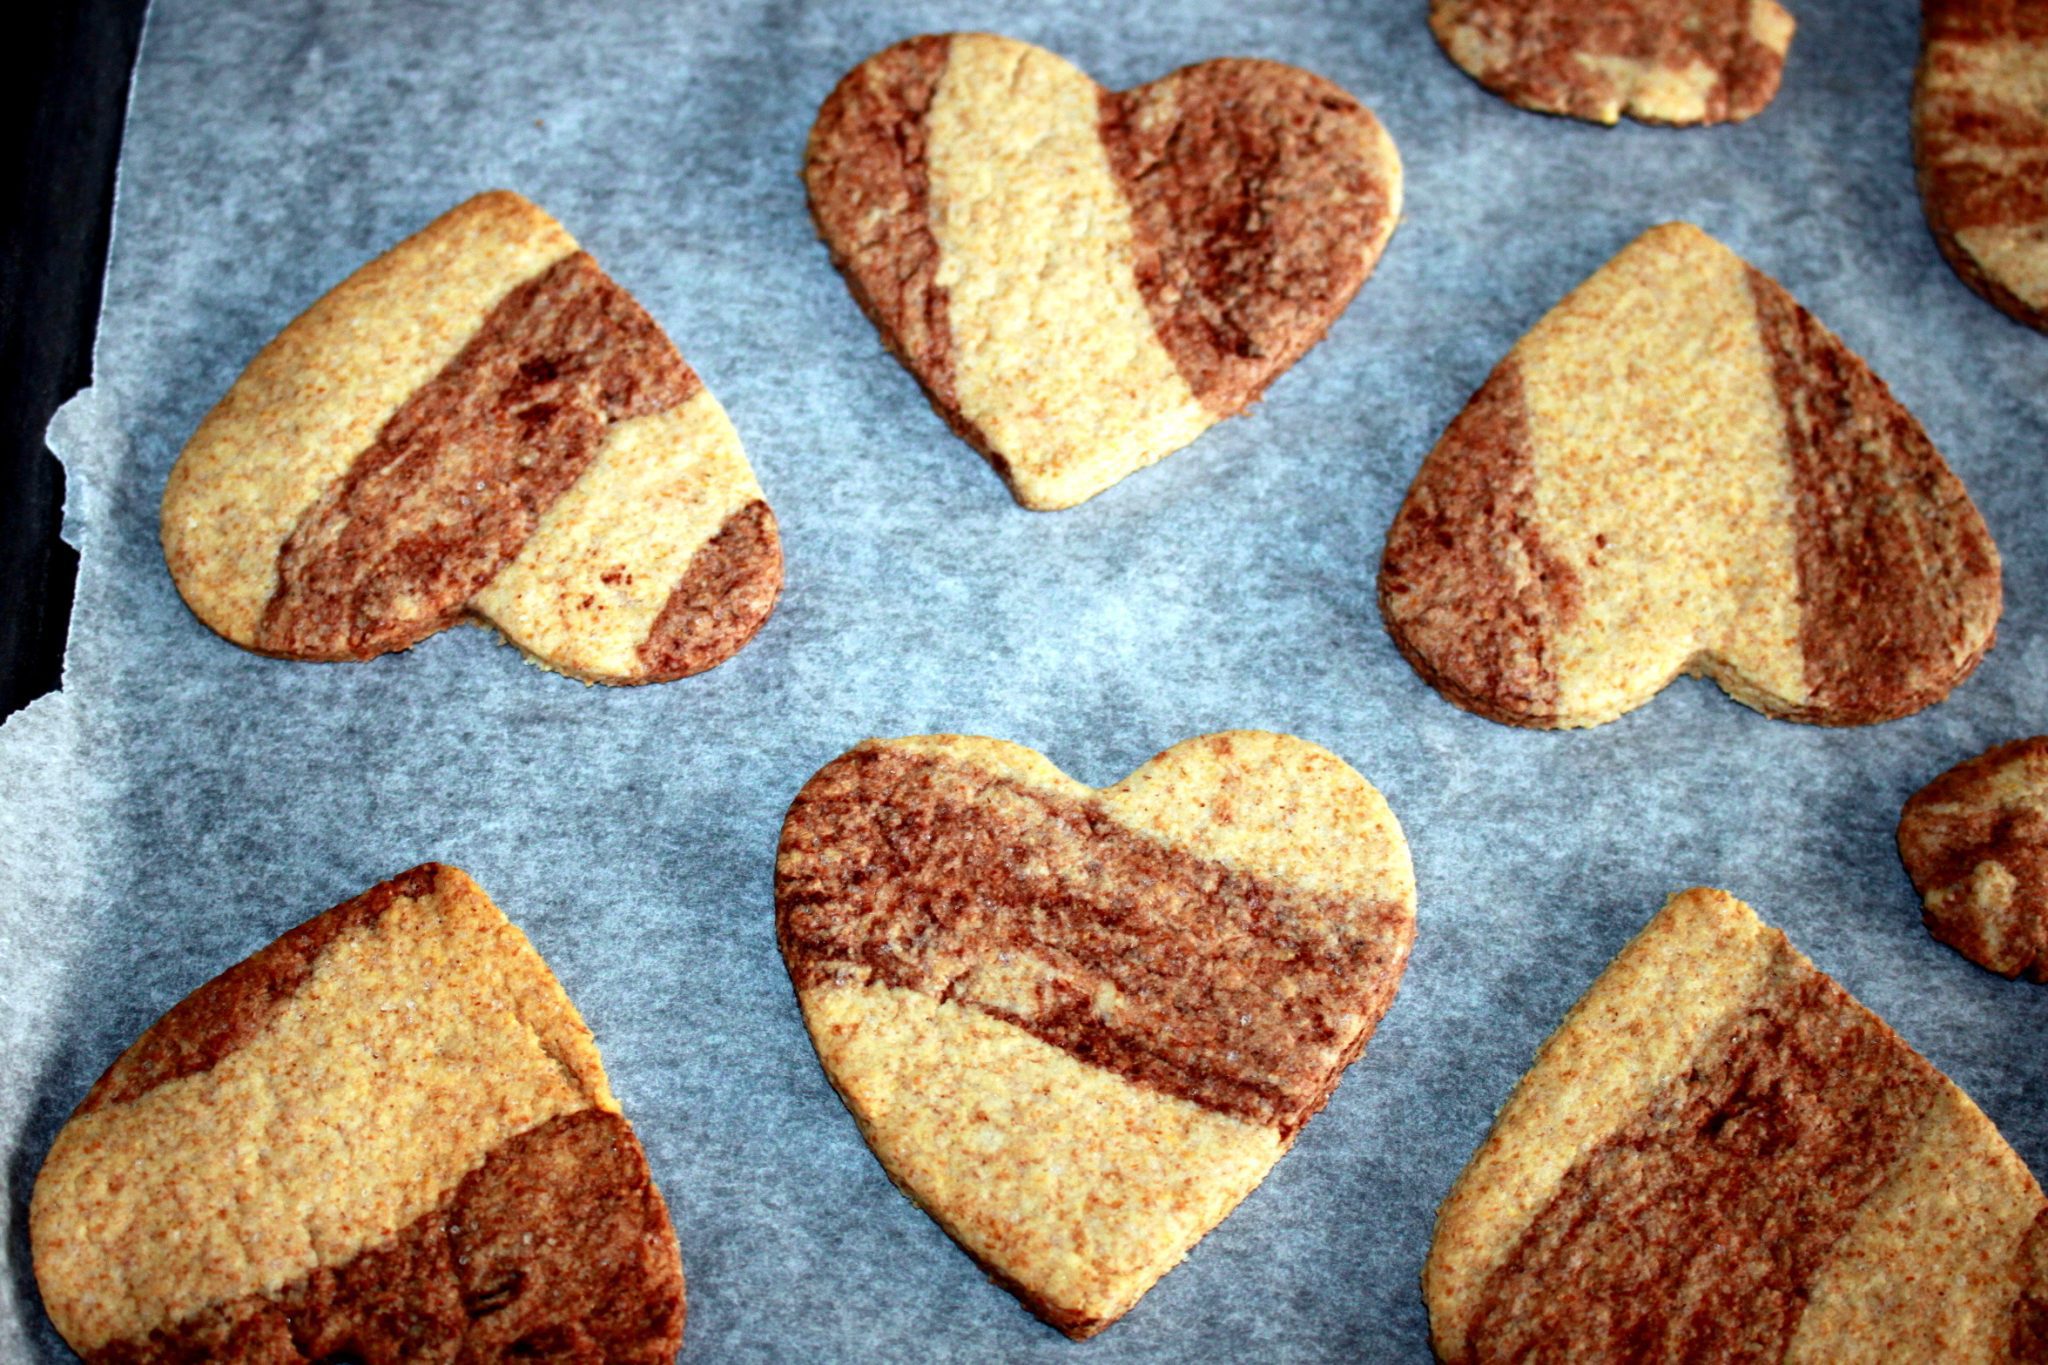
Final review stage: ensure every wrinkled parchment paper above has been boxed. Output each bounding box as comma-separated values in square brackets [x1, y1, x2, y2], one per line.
[5, 1, 2045, 1357]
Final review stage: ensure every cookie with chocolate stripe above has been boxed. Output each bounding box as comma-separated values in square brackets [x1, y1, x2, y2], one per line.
[1914, 0, 2048, 331]
[162, 191, 781, 683]
[1427, 887, 2048, 1362]
[30, 863, 685, 1363]
[805, 34, 1402, 510]
[1901, 736, 2048, 980]
[1428, 0, 1796, 125]
[775, 731, 1416, 1337]
[1380, 222, 2001, 730]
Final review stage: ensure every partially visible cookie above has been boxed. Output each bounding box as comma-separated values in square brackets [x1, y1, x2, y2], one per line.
[30, 863, 685, 1363]
[1914, 0, 2048, 331]
[1428, 0, 1796, 125]
[776, 731, 1416, 1336]
[805, 33, 1402, 510]
[1426, 887, 2048, 1362]
[1380, 221, 2001, 730]
[162, 190, 781, 683]
[1900, 736, 2048, 980]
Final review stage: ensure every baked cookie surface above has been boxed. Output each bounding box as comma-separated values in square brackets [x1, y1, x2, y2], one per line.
[30, 863, 685, 1363]
[1914, 0, 2048, 330]
[1426, 887, 2048, 1362]
[804, 33, 1402, 510]
[1429, 0, 1796, 125]
[775, 732, 1415, 1336]
[1379, 221, 2001, 730]
[1901, 736, 2048, 980]
[161, 190, 781, 683]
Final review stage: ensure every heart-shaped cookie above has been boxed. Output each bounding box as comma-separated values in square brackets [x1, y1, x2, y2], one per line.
[1428, 887, 2048, 1361]
[31, 864, 684, 1362]
[805, 34, 1403, 510]
[1429, 0, 1796, 126]
[1914, 0, 2048, 331]
[1900, 735, 2048, 981]
[162, 191, 782, 684]
[775, 731, 1416, 1337]
[1380, 222, 2002, 730]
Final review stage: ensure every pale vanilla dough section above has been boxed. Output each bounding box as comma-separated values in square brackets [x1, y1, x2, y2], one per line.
[161, 193, 579, 645]
[1424, 888, 1778, 1363]
[473, 388, 762, 679]
[925, 33, 1213, 510]
[1522, 223, 1805, 726]
[802, 983, 1283, 1326]
[1788, 1085, 2044, 1361]
[1100, 730, 1415, 906]
[30, 887, 613, 1352]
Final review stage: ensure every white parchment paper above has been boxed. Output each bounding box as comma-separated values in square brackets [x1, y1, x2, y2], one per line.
[4, 1, 2046, 1358]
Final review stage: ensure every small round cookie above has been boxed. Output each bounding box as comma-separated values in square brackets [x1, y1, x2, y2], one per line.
[162, 191, 782, 683]
[776, 731, 1416, 1337]
[31, 864, 685, 1363]
[1379, 222, 2001, 729]
[1427, 887, 2048, 1362]
[1900, 736, 2048, 980]
[1913, 0, 2048, 331]
[1428, 0, 1796, 126]
[805, 34, 1402, 510]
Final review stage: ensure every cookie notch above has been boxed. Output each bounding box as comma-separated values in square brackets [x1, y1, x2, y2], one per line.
[805, 33, 1402, 510]
[30, 863, 685, 1363]
[1426, 886, 2048, 1361]
[162, 190, 781, 684]
[1380, 221, 2001, 730]
[776, 731, 1417, 1336]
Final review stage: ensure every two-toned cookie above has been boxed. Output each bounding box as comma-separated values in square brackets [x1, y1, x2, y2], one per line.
[775, 732, 1415, 1336]
[1428, 0, 1796, 125]
[805, 34, 1402, 509]
[1380, 222, 2001, 729]
[1901, 736, 2048, 980]
[162, 191, 781, 684]
[31, 864, 685, 1363]
[1913, 0, 2048, 331]
[1428, 887, 2048, 1361]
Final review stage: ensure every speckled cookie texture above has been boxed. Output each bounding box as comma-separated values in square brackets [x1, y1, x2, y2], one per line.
[1426, 887, 2048, 1362]
[804, 33, 1403, 510]
[1380, 221, 2002, 730]
[161, 190, 781, 683]
[1914, 0, 2048, 331]
[775, 732, 1416, 1337]
[1429, 0, 1796, 125]
[29, 863, 685, 1363]
[1901, 737, 2048, 980]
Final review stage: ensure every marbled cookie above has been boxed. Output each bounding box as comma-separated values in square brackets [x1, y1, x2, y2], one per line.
[1427, 887, 2048, 1362]
[805, 33, 1402, 510]
[1914, 0, 2048, 331]
[1429, 0, 1796, 125]
[1901, 736, 2048, 980]
[775, 732, 1415, 1336]
[162, 191, 781, 683]
[1380, 222, 2001, 730]
[30, 863, 684, 1363]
